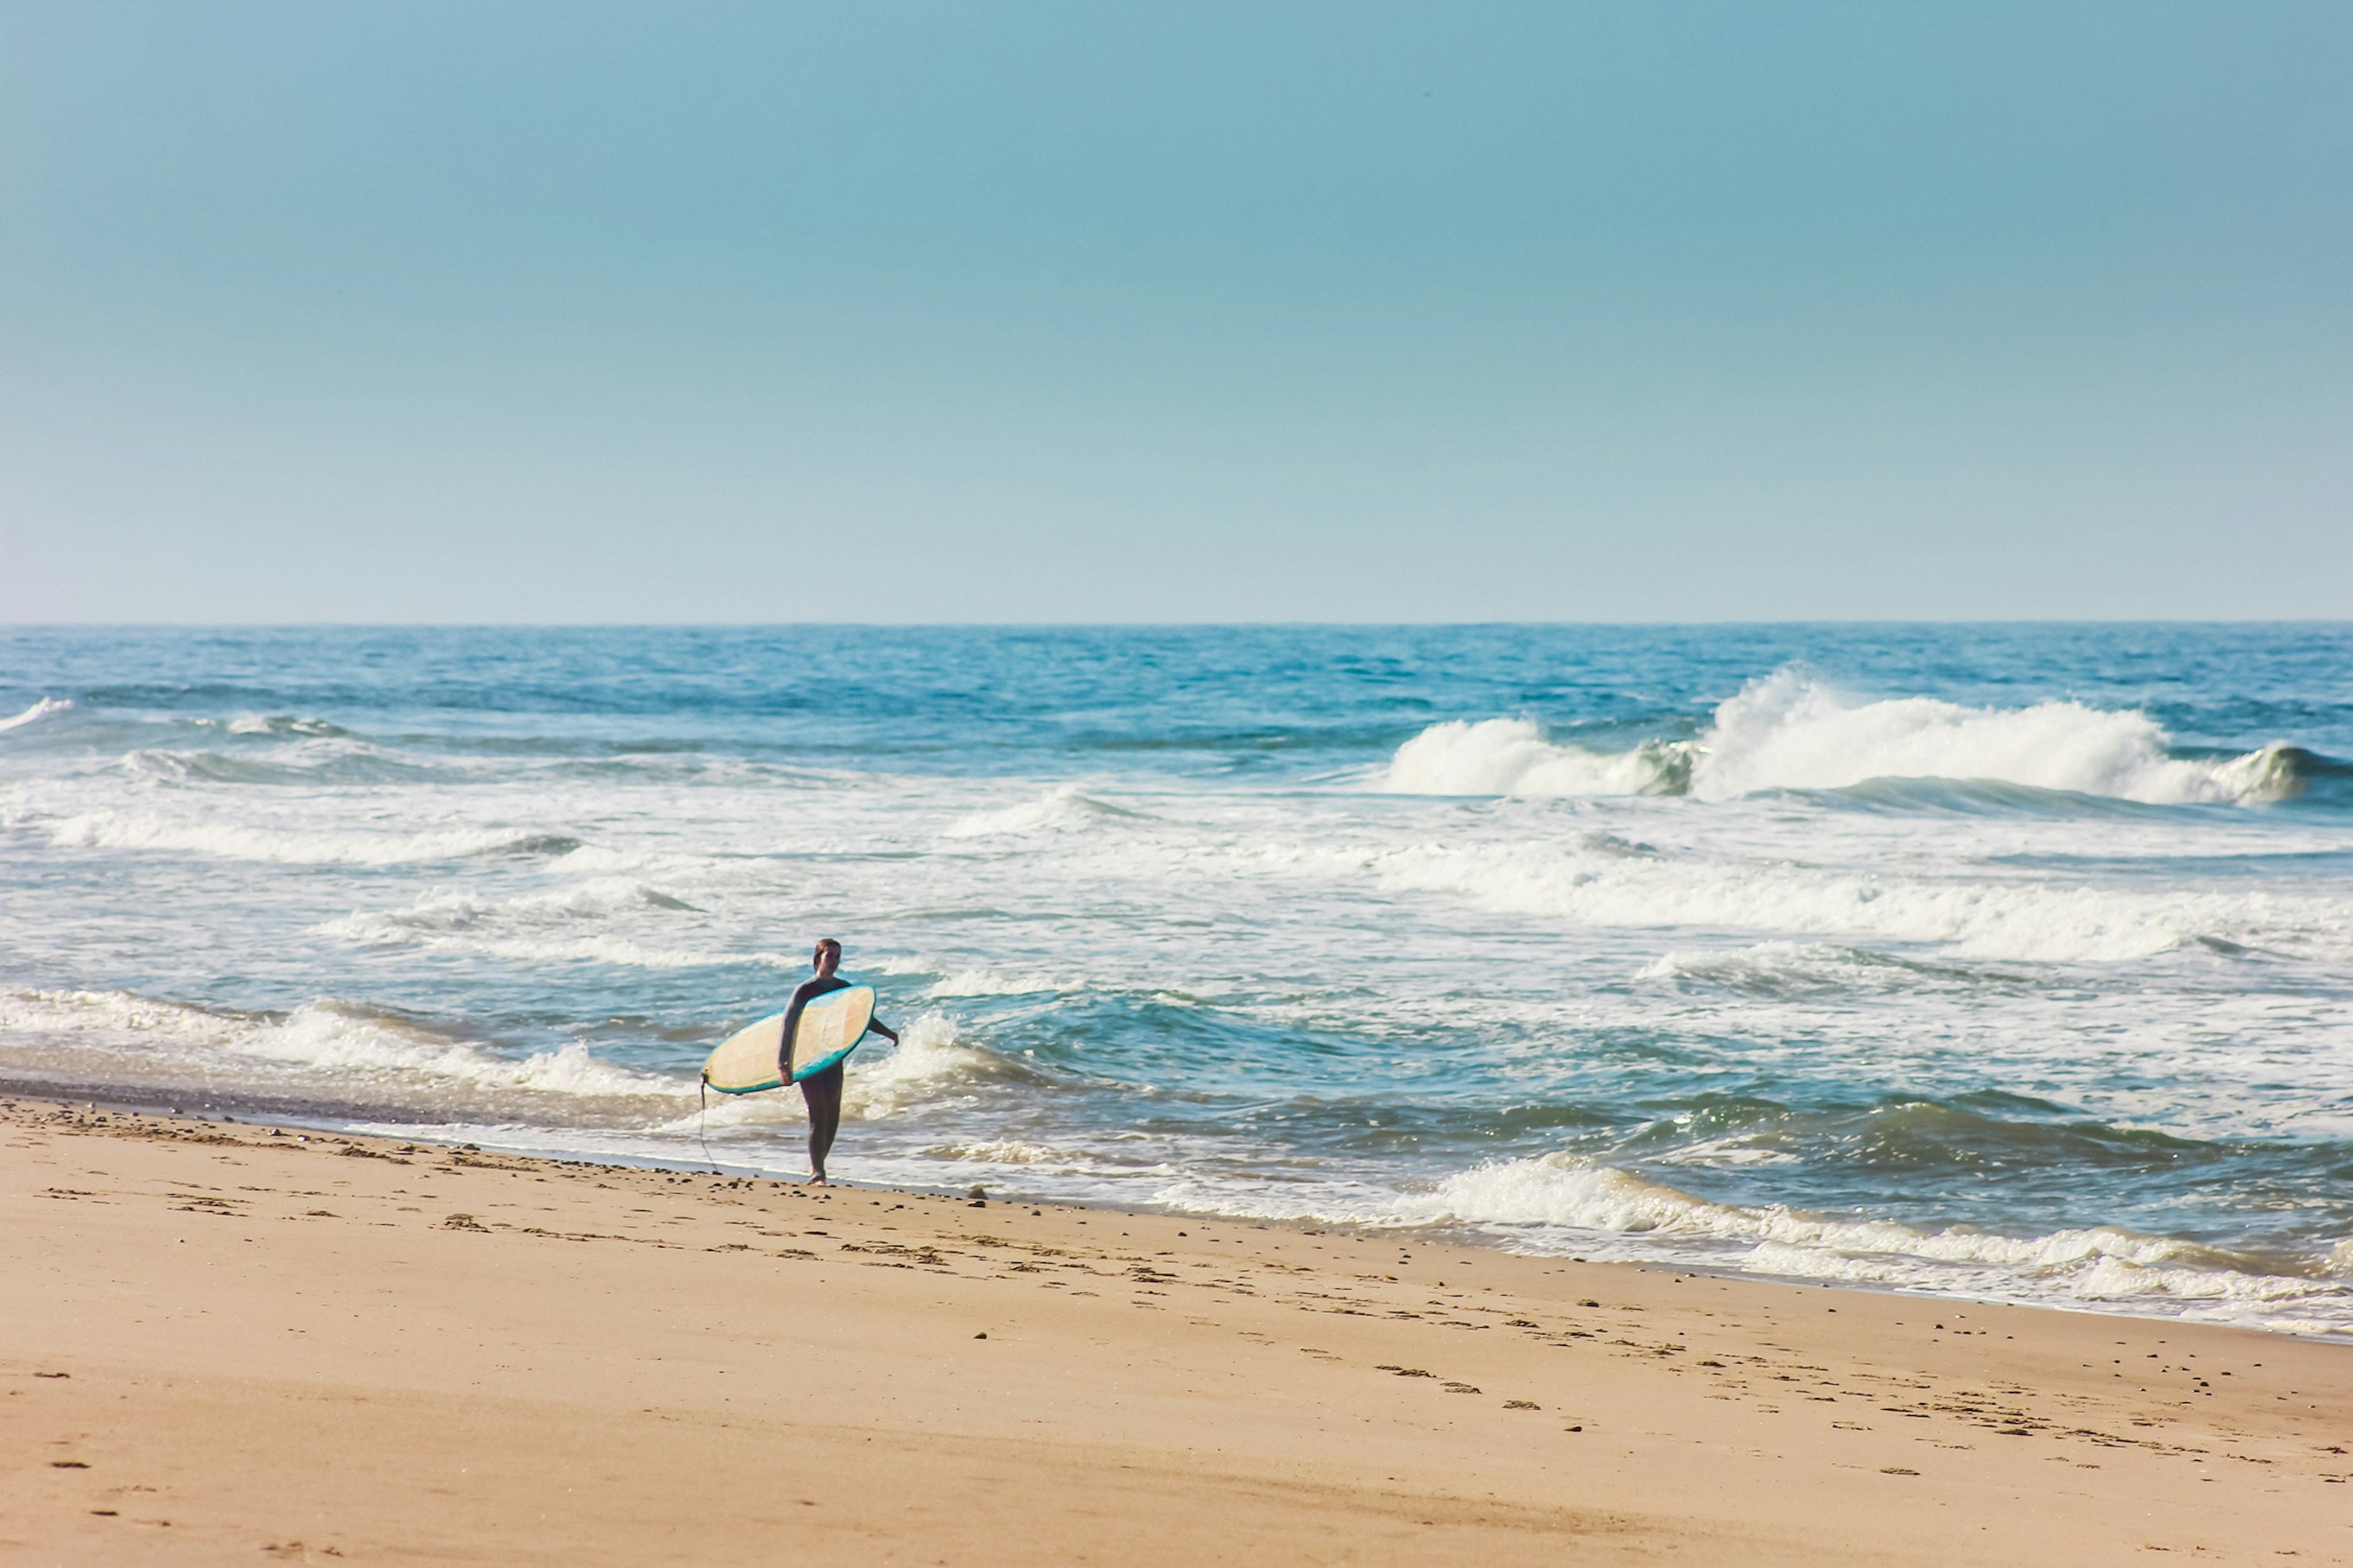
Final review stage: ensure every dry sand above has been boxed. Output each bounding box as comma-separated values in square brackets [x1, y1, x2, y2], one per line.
[3, 1098, 2347, 1565]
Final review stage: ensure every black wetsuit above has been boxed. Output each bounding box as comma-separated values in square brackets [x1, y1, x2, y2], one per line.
[780, 973, 889, 1182]
[779, 974, 891, 1082]
[779, 973, 851, 1082]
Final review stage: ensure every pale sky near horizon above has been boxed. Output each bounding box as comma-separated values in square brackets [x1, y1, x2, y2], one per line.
[3, 3, 2348, 624]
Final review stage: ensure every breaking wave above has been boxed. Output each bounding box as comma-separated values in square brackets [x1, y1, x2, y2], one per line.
[0, 697, 73, 733]
[118, 745, 451, 787]
[925, 967, 1065, 998]
[319, 885, 814, 973]
[0, 987, 677, 1105]
[330, 879, 702, 936]
[944, 785, 1151, 838]
[1384, 671, 2312, 806]
[5, 987, 1048, 1156]
[1364, 835, 2337, 962]
[220, 714, 353, 738]
[1402, 1154, 2353, 1331]
[44, 810, 588, 866]
[1386, 720, 1691, 797]
[846, 1012, 1052, 1116]
[1636, 942, 2028, 996]
[233, 1002, 668, 1098]
[925, 1138, 1084, 1165]
[324, 925, 804, 973]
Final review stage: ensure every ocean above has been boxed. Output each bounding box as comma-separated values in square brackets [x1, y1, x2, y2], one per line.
[3, 624, 2349, 1334]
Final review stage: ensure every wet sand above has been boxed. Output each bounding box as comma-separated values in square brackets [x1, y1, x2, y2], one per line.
[4, 1099, 2347, 1565]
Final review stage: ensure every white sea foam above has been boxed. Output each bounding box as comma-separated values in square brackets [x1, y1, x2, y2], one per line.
[0, 696, 73, 733]
[320, 879, 798, 971]
[322, 915, 808, 972]
[1637, 942, 2020, 994]
[919, 1139, 1186, 1184]
[926, 967, 1064, 997]
[944, 785, 1146, 838]
[919, 1138, 1174, 1173]
[1398, 1154, 2351, 1330]
[47, 809, 580, 866]
[1367, 836, 2332, 962]
[224, 714, 348, 737]
[231, 1002, 671, 1098]
[544, 842, 692, 877]
[1385, 720, 1687, 797]
[1403, 1156, 2248, 1270]
[849, 1011, 1046, 1117]
[1700, 671, 2286, 803]
[1644, 1137, 1803, 1168]
[926, 1138, 1071, 1164]
[114, 738, 437, 787]
[1383, 671, 2295, 805]
[1737, 1237, 2345, 1319]
[332, 879, 699, 937]
[0, 987, 245, 1051]
[0, 987, 677, 1101]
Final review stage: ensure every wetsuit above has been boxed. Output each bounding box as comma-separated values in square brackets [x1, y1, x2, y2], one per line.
[779, 973, 891, 1182]
[779, 972, 854, 1083]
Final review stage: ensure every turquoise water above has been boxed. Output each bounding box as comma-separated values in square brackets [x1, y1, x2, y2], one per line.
[3, 625, 2350, 1331]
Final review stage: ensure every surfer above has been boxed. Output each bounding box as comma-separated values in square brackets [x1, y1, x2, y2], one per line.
[780, 938, 898, 1184]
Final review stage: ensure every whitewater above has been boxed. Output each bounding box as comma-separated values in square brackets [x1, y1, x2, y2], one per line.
[3, 624, 2350, 1335]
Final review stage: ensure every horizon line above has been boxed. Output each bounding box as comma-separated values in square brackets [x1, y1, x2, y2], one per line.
[5, 617, 2351, 632]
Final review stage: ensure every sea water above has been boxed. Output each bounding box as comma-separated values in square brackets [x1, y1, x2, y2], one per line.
[3, 625, 2349, 1333]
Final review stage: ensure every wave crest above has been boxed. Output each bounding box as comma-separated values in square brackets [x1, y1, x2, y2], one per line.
[0, 697, 74, 733]
[944, 785, 1149, 839]
[925, 967, 1064, 997]
[0, 987, 677, 1103]
[223, 714, 353, 738]
[1370, 836, 2319, 962]
[850, 1012, 1051, 1117]
[1385, 721, 1690, 797]
[1638, 942, 2024, 996]
[48, 810, 584, 866]
[1383, 670, 2305, 806]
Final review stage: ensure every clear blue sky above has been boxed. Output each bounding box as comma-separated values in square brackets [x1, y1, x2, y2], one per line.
[3, 2, 2347, 622]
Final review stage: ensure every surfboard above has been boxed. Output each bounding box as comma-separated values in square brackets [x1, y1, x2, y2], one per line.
[701, 986, 874, 1095]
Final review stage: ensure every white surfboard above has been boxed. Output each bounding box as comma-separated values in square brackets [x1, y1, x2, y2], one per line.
[701, 986, 874, 1095]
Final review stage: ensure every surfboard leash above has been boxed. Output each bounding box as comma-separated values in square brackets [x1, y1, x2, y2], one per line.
[697, 1074, 719, 1173]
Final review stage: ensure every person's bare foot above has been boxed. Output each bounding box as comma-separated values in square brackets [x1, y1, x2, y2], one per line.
[805, 1173, 829, 1186]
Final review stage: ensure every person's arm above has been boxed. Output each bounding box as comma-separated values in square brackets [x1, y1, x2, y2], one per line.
[866, 1013, 899, 1045]
[776, 981, 816, 1079]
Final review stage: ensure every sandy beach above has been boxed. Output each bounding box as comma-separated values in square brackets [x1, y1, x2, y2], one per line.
[2, 1100, 2344, 1565]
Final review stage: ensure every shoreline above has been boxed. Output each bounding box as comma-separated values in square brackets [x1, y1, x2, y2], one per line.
[7, 1096, 2349, 1565]
[6, 1072, 2343, 1346]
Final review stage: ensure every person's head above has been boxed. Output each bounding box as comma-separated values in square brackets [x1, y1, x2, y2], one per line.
[811, 937, 842, 976]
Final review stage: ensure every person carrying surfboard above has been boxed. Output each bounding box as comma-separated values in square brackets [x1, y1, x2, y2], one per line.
[780, 938, 898, 1184]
